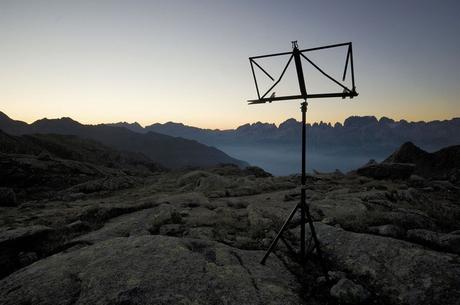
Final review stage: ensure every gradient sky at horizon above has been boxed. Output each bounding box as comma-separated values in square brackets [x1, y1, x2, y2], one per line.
[0, 0, 459, 129]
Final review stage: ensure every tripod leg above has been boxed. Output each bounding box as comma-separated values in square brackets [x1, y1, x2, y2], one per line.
[300, 186, 306, 264]
[305, 204, 329, 277]
[260, 203, 299, 265]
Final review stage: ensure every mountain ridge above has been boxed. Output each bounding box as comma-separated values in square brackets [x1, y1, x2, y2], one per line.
[142, 115, 460, 175]
[0, 130, 162, 173]
[0, 111, 247, 169]
[143, 115, 460, 149]
[92, 115, 460, 150]
[3, 110, 459, 174]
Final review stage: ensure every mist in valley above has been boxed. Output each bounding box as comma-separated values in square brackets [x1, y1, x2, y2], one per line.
[218, 144, 386, 175]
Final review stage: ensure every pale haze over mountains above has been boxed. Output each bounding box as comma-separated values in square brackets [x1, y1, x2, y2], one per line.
[110, 116, 460, 175]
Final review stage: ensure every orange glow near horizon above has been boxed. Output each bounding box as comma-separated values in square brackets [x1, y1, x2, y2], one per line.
[3, 95, 459, 131]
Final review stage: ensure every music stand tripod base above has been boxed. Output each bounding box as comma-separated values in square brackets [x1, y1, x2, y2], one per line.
[259, 101, 326, 274]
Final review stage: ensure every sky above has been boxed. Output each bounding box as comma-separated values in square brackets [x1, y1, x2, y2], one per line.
[0, 0, 459, 129]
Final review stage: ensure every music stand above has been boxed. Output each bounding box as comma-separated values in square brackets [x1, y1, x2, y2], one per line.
[247, 41, 358, 269]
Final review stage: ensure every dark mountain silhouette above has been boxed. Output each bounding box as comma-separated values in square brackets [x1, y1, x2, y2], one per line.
[0, 130, 162, 201]
[384, 141, 460, 178]
[0, 130, 162, 173]
[355, 141, 460, 181]
[384, 142, 431, 164]
[0, 112, 247, 169]
[105, 122, 146, 134]
[0, 112, 29, 135]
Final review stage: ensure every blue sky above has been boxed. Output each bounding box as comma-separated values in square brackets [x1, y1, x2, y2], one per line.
[0, 0, 459, 128]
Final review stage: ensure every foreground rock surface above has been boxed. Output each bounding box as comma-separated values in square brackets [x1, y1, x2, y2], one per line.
[0, 235, 302, 305]
[315, 223, 460, 305]
[1, 154, 460, 305]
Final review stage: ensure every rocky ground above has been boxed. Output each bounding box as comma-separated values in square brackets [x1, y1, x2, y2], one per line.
[1, 157, 460, 305]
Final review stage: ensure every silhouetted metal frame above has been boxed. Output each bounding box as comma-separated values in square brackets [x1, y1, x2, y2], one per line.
[250, 42, 358, 276]
[248, 42, 357, 104]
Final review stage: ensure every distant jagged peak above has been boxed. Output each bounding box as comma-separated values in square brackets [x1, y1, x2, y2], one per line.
[343, 115, 378, 128]
[251, 121, 276, 128]
[236, 121, 276, 132]
[398, 141, 427, 153]
[164, 121, 185, 127]
[111, 121, 144, 128]
[103, 115, 460, 133]
[235, 123, 251, 131]
[146, 121, 184, 128]
[312, 121, 332, 128]
[147, 121, 222, 132]
[384, 141, 428, 163]
[32, 116, 82, 126]
[379, 116, 395, 124]
[149, 121, 211, 132]
[278, 118, 299, 129]
[105, 121, 145, 133]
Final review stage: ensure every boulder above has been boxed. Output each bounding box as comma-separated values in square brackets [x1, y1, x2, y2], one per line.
[0, 187, 17, 206]
[407, 229, 460, 254]
[195, 174, 232, 196]
[313, 197, 368, 227]
[158, 192, 213, 209]
[440, 233, 460, 255]
[159, 224, 185, 236]
[72, 204, 181, 244]
[37, 150, 52, 161]
[71, 207, 160, 244]
[0, 235, 303, 305]
[186, 226, 215, 240]
[209, 164, 243, 176]
[368, 224, 406, 238]
[222, 198, 251, 209]
[0, 225, 53, 247]
[244, 166, 272, 178]
[177, 170, 212, 186]
[64, 176, 138, 194]
[330, 278, 370, 304]
[356, 162, 415, 180]
[327, 270, 347, 282]
[321, 217, 337, 226]
[406, 229, 440, 247]
[183, 207, 219, 227]
[409, 174, 425, 183]
[0, 225, 53, 278]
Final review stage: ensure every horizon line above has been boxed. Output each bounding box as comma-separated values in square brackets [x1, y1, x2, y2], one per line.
[2, 110, 459, 131]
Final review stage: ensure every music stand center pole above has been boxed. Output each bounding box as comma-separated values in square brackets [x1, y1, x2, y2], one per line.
[300, 101, 307, 262]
